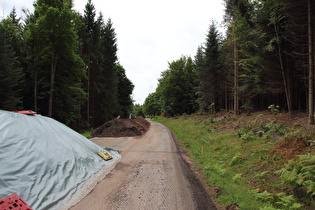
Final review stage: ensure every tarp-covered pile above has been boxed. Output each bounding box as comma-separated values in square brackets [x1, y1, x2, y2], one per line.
[0, 110, 121, 209]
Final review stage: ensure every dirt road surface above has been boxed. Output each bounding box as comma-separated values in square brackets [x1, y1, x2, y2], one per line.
[71, 121, 216, 210]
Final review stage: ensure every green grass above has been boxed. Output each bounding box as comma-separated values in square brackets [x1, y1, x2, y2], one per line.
[154, 115, 308, 209]
[81, 130, 92, 138]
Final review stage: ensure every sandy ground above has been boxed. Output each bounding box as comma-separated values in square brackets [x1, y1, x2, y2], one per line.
[70, 121, 216, 210]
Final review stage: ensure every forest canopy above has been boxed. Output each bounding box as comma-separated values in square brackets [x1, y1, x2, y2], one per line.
[0, 0, 134, 130]
[144, 0, 315, 124]
[2, 0, 315, 128]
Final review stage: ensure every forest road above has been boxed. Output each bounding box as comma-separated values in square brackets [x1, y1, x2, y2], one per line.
[70, 121, 216, 210]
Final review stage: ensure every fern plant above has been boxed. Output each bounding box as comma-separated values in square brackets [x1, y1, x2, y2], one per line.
[276, 153, 315, 203]
[254, 190, 302, 209]
[253, 153, 315, 209]
[268, 104, 280, 114]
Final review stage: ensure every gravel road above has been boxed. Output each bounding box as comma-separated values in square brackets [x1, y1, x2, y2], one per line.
[71, 121, 216, 210]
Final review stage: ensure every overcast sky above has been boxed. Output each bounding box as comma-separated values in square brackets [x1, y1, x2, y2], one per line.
[1, 0, 225, 104]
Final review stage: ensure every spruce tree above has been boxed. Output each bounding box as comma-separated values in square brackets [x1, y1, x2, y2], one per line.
[196, 21, 221, 113]
[28, 0, 85, 126]
[116, 64, 134, 118]
[0, 18, 24, 110]
[308, 0, 314, 124]
[80, 0, 100, 128]
[93, 17, 119, 127]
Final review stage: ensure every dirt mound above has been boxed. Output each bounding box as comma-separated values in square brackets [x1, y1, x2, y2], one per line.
[132, 116, 150, 131]
[92, 117, 150, 137]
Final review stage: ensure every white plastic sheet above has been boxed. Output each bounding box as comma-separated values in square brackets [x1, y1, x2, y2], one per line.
[0, 110, 121, 209]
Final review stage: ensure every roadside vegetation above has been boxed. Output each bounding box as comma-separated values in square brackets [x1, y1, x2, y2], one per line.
[154, 111, 315, 209]
[81, 130, 92, 138]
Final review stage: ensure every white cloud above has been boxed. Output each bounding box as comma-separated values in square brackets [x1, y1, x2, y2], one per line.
[1, 0, 225, 104]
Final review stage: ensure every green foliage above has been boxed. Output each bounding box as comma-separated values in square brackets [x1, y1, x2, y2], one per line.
[79, 0, 101, 128]
[276, 154, 315, 199]
[156, 56, 197, 116]
[81, 130, 92, 138]
[154, 114, 315, 209]
[195, 21, 223, 113]
[268, 105, 280, 114]
[154, 115, 266, 209]
[239, 131, 256, 141]
[27, 0, 86, 127]
[116, 64, 134, 118]
[133, 104, 145, 118]
[228, 0, 268, 111]
[0, 0, 133, 131]
[232, 173, 243, 182]
[92, 17, 119, 127]
[143, 92, 161, 116]
[254, 190, 302, 210]
[79, 1, 131, 128]
[221, 0, 312, 115]
[204, 163, 226, 176]
[0, 17, 24, 110]
[237, 121, 286, 141]
[229, 153, 244, 166]
[253, 171, 271, 184]
[1, 0, 313, 132]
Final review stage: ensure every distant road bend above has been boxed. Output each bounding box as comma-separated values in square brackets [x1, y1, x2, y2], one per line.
[71, 121, 216, 210]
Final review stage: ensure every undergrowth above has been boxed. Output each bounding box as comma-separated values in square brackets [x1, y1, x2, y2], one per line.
[81, 130, 92, 138]
[154, 112, 315, 209]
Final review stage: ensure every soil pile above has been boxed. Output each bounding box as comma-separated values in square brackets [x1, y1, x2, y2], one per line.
[92, 117, 150, 137]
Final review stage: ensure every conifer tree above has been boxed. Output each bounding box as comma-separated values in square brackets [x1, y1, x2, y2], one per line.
[194, 45, 206, 111]
[0, 18, 24, 110]
[116, 64, 134, 118]
[308, 0, 314, 124]
[92, 17, 119, 126]
[80, 0, 100, 128]
[195, 21, 221, 113]
[28, 0, 85, 126]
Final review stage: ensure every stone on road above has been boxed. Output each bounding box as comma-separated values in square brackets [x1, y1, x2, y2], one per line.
[71, 121, 216, 210]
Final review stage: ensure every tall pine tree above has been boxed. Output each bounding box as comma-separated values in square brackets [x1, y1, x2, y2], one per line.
[0, 17, 24, 110]
[116, 64, 134, 118]
[92, 17, 119, 127]
[28, 0, 85, 126]
[195, 21, 221, 113]
[80, 0, 101, 128]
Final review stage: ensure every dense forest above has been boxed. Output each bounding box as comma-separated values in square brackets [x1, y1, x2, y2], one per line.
[143, 0, 315, 124]
[0, 0, 134, 130]
[2, 0, 315, 129]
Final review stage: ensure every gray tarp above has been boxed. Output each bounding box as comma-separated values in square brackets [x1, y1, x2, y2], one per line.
[0, 110, 121, 209]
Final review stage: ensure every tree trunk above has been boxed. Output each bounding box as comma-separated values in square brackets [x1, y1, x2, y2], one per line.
[87, 54, 91, 129]
[274, 22, 293, 113]
[234, 39, 240, 115]
[48, 53, 58, 117]
[285, 57, 294, 112]
[225, 83, 228, 111]
[308, 0, 314, 124]
[34, 70, 37, 112]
